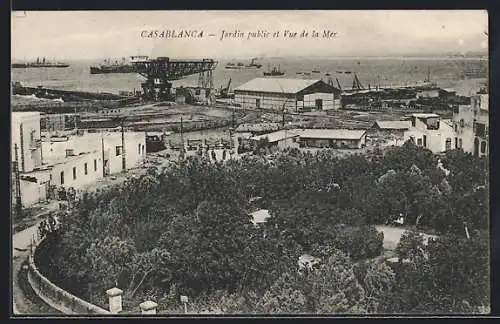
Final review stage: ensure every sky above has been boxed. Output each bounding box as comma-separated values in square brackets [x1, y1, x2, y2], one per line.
[11, 10, 488, 61]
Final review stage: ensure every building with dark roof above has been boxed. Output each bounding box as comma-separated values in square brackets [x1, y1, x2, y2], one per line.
[234, 78, 341, 112]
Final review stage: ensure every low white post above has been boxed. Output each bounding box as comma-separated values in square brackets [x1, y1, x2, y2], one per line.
[106, 287, 123, 314]
[180, 295, 188, 314]
[139, 300, 158, 315]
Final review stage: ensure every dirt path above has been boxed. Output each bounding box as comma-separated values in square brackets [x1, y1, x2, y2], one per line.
[375, 225, 438, 258]
[12, 220, 61, 315]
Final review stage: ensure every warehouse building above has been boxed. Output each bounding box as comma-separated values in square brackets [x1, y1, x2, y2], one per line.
[298, 129, 367, 149]
[250, 130, 301, 150]
[234, 78, 341, 112]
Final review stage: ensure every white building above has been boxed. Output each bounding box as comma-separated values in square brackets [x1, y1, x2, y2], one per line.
[15, 129, 146, 208]
[403, 113, 456, 153]
[234, 78, 341, 112]
[452, 89, 488, 157]
[42, 131, 146, 177]
[12, 112, 43, 172]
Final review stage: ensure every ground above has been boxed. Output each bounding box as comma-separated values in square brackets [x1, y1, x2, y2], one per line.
[375, 225, 438, 259]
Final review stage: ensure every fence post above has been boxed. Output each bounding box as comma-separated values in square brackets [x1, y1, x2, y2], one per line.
[139, 300, 158, 315]
[105, 287, 123, 314]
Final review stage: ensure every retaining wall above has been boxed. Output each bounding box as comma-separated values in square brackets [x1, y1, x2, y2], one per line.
[27, 233, 110, 315]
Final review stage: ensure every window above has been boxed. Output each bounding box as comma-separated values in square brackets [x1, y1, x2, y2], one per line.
[423, 135, 427, 147]
[116, 146, 123, 156]
[445, 138, 452, 151]
[454, 124, 458, 132]
[73, 167, 77, 180]
[460, 119, 464, 128]
[142, 145, 145, 155]
[30, 130, 36, 148]
[411, 118, 416, 127]
[84, 163, 88, 175]
[49, 174, 52, 181]
[60, 171, 64, 185]
[459, 138, 463, 148]
[138, 144, 141, 155]
[455, 137, 458, 149]
[475, 123, 486, 138]
[417, 138, 422, 146]
[94, 159, 97, 171]
[480, 141, 486, 154]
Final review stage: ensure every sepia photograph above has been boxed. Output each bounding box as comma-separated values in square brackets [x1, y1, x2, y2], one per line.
[11, 10, 490, 316]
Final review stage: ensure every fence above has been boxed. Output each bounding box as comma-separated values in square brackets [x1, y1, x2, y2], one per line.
[27, 231, 110, 315]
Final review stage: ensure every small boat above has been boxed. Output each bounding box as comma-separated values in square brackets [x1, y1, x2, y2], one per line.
[325, 73, 331, 76]
[263, 64, 285, 76]
[244, 58, 262, 68]
[296, 72, 303, 74]
[225, 58, 262, 69]
[345, 71, 352, 74]
[312, 70, 321, 73]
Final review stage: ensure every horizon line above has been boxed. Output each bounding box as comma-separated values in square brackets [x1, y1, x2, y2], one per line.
[12, 52, 488, 62]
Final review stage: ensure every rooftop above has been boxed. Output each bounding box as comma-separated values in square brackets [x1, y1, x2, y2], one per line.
[250, 209, 271, 225]
[298, 254, 321, 270]
[298, 129, 367, 140]
[12, 111, 41, 120]
[43, 150, 101, 166]
[251, 130, 300, 143]
[235, 123, 281, 133]
[234, 78, 324, 94]
[374, 120, 412, 130]
[411, 113, 440, 119]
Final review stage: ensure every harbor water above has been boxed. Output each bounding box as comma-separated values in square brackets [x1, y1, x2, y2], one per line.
[11, 57, 487, 97]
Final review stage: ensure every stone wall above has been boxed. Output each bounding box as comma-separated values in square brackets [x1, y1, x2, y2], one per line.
[27, 232, 110, 315]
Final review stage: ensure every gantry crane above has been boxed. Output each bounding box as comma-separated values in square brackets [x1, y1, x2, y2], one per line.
[131, 57, 218, 102]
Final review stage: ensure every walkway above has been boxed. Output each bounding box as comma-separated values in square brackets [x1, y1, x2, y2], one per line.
[375, 225, 438, 257]
[12, 221, 60, 315]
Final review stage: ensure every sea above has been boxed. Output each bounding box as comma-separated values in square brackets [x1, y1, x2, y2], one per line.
[11, 57, 488, 98]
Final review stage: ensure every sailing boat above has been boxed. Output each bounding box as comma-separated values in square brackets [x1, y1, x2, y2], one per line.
[351, 73, 364, 91]
[423, 65, 437, 87]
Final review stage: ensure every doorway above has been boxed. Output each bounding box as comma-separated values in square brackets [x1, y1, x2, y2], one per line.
[315, 99, 323, 110]
[474, 138, 479, 156]
[256, 98, 261, 109]
[104, 160, 110, 176]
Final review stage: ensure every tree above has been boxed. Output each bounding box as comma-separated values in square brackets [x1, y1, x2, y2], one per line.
[353, 258, 395, 313]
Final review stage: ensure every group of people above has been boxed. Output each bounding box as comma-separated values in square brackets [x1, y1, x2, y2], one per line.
[194, 146, 235, 162]
[50, 185, 77, 202]
[37, 214, 60, 239]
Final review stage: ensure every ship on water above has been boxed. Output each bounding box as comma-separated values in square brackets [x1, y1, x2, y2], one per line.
[11, 57, 69, 68]
[90, 56, 148, 74]
[263, 64, 285, 76]
[225, 58, 262, 69]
